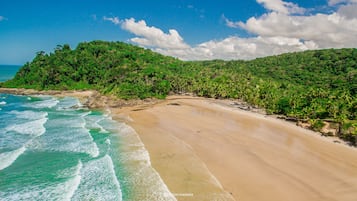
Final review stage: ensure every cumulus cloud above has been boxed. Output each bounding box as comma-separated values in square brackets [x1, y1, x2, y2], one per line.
[104, 17, 189, 50]
[156, 36, 317, 60]
[235, 1, 357, 49]
[105, 0, 357, 61]
[337, 3, 357, 18]
[106, 16, 305, 60]
[120, 18, 190, 49]
[185, 0, 357, 60]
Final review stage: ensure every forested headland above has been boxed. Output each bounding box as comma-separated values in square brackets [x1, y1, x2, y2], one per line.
[1, 41, 356, 144]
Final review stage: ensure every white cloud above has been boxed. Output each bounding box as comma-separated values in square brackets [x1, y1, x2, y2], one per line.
[338, 3, 357, 19]
[103, 16, 121, 25]
[186, 0, 357, 60]
[257, 0, 305, 14]
[328, 0, 357, 6]
[156, 36, 317, 61]
[222, 15, 241, 28]
[105, 0, 357, 61]
[0, 16, 6, 21]
[235, 3, 357, 49]
[105, 17, 190, 50]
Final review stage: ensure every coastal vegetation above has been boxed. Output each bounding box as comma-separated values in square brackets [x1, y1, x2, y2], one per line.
[1, 41, 356, 144]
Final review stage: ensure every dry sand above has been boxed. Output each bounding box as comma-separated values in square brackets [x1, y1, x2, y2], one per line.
[113, 96, 357, 201]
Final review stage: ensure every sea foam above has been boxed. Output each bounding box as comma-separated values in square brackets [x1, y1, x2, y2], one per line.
[56, 97, 83, 110]
[5, 118, 48, 137]
[9, 110, 48, 120]
[71, 155, 122, 201]
[84, 114, 109, 133]
[34, 115, 99, 157]
[0, 161, 83, 201]
[64, 161, 83, 201]
[28, 97, 59, 109]
[0, 146, 26, 171]
[115, 123, 177, 201]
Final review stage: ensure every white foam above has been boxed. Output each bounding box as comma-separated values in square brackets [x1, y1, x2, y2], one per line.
[80, 111, 91, 117]
[0, 146, 26, 171]
[0, 161, 83, 201]
[120, 145, 151, 166]
[33, 116, 99, 157]
[56, 97, 83, 110]
[49, 115, 84, 128]
[6, 118, 48, 137]
[9, 110, 48, 120]
[84, 115, 109, 134]
[0, 101, 6, 105]
[98, 123, 109, 134]
[71, 155, 122, 201]
[82, 128, 99, 158]
[100, 118, 133, 137]
[94, 119, 109, 134]
[64, 161, 82, 201]
[28, 98, 59, 109]
[32, 128, 99, 158]
[114, 123, 177, 201]
[82, 117, 99, 157]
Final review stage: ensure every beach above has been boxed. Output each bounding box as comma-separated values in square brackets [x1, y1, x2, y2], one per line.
[113, 95, 357, 201]
[1, 88, 357, 201]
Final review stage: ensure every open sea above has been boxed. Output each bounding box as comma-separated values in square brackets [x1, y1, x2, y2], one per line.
[0, 65, 21, 82]
[0, 66, 175, 200]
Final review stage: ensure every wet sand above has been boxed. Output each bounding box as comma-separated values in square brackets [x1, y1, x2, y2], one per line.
[113, 96, 357, 201]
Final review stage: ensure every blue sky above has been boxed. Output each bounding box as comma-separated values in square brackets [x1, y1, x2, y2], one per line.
[1, 0, 356, 64]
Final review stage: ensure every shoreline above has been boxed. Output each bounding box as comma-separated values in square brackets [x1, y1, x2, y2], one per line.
[0, 88, 161, 110]
[0, 88, 176, 201]
[2, 88, 357, 200]
[114, 96, 357, 201]
[0, 88, 351, 146]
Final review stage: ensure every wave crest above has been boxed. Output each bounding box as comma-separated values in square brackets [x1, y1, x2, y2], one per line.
[0, 146, 26, 171]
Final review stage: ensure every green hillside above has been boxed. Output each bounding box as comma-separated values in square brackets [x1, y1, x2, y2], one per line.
[2, 41, 356, 143]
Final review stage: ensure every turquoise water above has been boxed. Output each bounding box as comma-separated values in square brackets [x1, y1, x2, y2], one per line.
[0, 65, 21, 82]
[0, 94, 176, 201]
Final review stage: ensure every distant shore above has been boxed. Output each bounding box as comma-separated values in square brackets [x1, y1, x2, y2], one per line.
[2, 88, 357, 201]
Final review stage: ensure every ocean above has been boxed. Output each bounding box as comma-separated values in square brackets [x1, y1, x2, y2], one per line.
[0, 65, 21, 82]
[0, 67, 175, 200]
